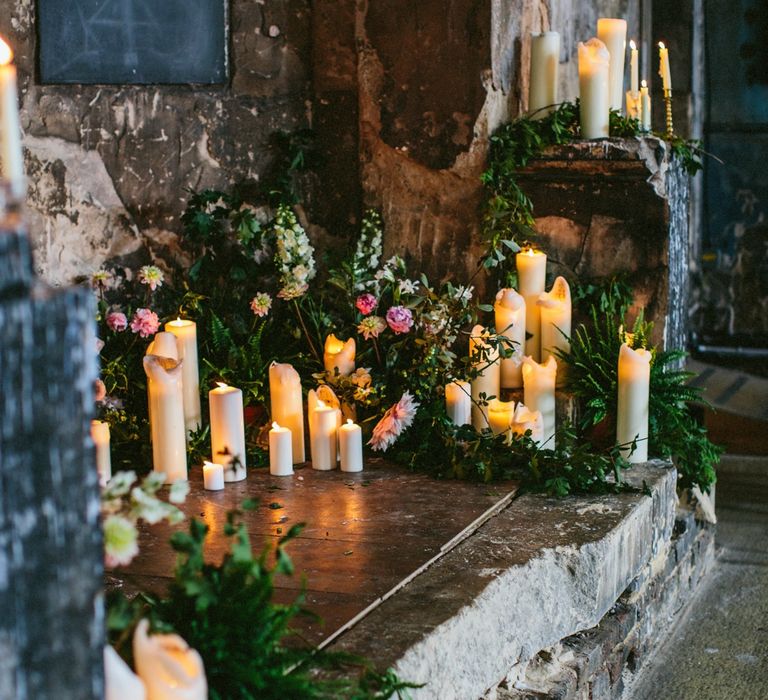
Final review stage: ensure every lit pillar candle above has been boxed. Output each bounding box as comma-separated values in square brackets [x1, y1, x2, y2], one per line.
[529, 31, 560, 117]
[147, 331, 179, 360]
[269, 422, 293, 476]
[324, 334, 356, 377]
[596, 18, 627, 111]
[269, 362, 305, 463]
[488, 398, 515, 436]
[616, 343, 651, 462]
[640, 80, 652, 131]
[469, 325, 500, 431]
[202, 461, 224, 491]
[516, 248, 547, 361]
[0, 38, 24, 197]
[339, 419, 364, 472]
[510, 403, 544, 446]
[209, 382, 246, 482]
[165, 319, 202, 434]
[445, 380, 471, 426]
[91, 419, 112, 487]
[309, 397, 337, 470]
[537, 275, 572, 373]
[495, 288, 526, 388]
[143, 355, 187, 482]
[629, 39, 639, 94]
[522, 355, 557, 449]
[658, 41, 672, 91]
[578, 38, 610, 139]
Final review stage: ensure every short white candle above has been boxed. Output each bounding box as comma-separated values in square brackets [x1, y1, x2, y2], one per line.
[324, 334, 356, 377]
[469, 325, 500, 431]
[146, 331, 179, 360]
[0, 38, 24, 197]
[495, 288, 526, 388]
[488, 398, 516, 437]
[578, 38, 611, 139]
[445, 380, 472, 426]
[516, 249, 547, 361]
[629, 39, 639, 94]
[165, 319, 202, 434]
[658, 41, 672, 91]
[510, 403, 545, 446]
[269, 362, 305, 463]
[143, 355, 187, 482]
[268, 422, 293, 476]
[529, 31, 560, 117]
[310, 398, 337, 470]
[339, 419, 364, 472]
[522, 355, 557, 449]
[91, 419, 112, 487]
[640, 80, 652, 131]
[537, 276, 572, 377]
[202, 461, 225, 491]
[209, 382, 246, 482]
[616, 343, 651, 462]
[597, 18, 627, 111]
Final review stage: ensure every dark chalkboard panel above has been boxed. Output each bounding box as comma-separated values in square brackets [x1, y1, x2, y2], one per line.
[38, 0, 228, 84]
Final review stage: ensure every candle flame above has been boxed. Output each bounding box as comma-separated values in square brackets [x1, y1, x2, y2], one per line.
[203, 461, 219, 468]
[272, 421, 280, 430]
[346, 418, 354, 425]
[216, 381, 228, 389]
[629, 39, 636, 50]
[641, 79, 648, 88]
[0, 38, 13, 66]
[526, 248, 534, 257]
[658, 41, 665, 50]
[316, 399, 328, 409]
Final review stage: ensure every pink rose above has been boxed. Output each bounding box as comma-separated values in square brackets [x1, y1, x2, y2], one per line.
[355, 293, 378, 316]
[130, 308, 160, 338]
[385, 306, 414, 335]
[106, 311, 128, 332]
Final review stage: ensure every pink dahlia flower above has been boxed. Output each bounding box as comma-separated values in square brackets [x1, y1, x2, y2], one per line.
[130, 308, 160, 338]
[368, 391, 420, 452]
[106, 311, 128, 332]
[385, 306, 414, 334]
[355, 293, 378, 316]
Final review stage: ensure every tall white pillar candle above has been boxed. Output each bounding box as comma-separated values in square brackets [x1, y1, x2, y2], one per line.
[522, 355, 557, 449]
[578, 38, 611, 139]
[339, 419, 364, 472]
[537, 275, 572, 375]
[469, 325, 500, 431]
[516, 249, 547, 361]
[510, 403, 545, 446]
[596, 18, 627, 111]
[269, 422, 294, 476]
[269, 362, 305, 463]
[495, 288, 526, 388]
[91, 420, 112, 486]
[143, 355, 187, 482]
[529, 31, 560, 117]
[445, 380, 471, 426]
[323, 334, 356, 376]
[616, 343, 651, 462]
[209, 382, 246, 481]
[629, 39, 639, 94]
[488, 398, 515, 437]
[165, 319, 202, 434]
[0, 38, 24, 197]
[640, 80, 652, 131]
[310, 399, 337, 470]
[658, 42, 672, 91]
[202, 461, 224, 491]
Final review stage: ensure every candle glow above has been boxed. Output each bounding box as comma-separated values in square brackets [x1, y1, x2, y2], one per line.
[0, 38, 12, 65]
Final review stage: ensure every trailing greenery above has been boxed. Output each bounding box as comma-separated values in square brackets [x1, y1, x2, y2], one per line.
[559, 307, 721, 492]
[107, 501, 416, 700]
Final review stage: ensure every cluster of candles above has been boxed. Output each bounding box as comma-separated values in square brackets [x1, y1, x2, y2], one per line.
[92, 322, 366, 490]
[528, 18, 672, 137]
[444, 248, 651, 462]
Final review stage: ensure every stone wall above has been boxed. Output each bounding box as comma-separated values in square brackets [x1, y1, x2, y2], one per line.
[4, 0, 645, 289]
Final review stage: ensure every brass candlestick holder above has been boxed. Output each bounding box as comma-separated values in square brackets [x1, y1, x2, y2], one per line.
[663, 88, 674, 139]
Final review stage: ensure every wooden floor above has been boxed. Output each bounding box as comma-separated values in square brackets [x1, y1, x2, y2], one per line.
[107, 459, 518, 646]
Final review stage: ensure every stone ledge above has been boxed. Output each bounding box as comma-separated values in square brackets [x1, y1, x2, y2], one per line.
[331, 462, 678, 699]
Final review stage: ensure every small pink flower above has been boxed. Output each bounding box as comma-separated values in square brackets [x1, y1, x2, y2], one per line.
[355, 293, 378, 316]
[385, 306, 414, 334]
[250, 292, 272, 317]
[357, 315, 387, 341]
[130, 308, 160, 338]
[106, 311, 128, 332]
[94, 379, 107, 403]
[368, 391, 420, 452]
[138, 265, 164, 291]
